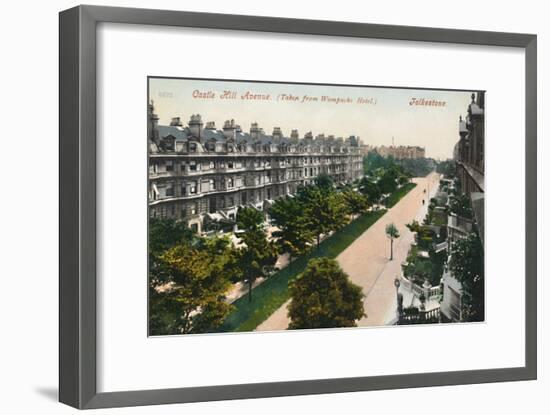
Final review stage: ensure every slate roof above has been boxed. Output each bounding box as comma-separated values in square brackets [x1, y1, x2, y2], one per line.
[157, 125, 189, 140]
[153, 121, 360, 154]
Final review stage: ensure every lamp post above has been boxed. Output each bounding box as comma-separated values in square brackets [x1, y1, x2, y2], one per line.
[394, 277, 400, 295]
[394, 277, 403, 323]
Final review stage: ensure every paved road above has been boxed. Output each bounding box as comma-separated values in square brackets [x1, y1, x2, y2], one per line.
[256, 172, 441, 331]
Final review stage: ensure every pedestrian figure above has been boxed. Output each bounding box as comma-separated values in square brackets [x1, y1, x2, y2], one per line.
[422, 199, 425, 205]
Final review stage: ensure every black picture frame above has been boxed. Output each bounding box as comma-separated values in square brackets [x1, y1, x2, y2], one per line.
[59, 5, 537, 409]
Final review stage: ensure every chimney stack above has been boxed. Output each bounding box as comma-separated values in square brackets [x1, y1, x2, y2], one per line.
[250, 122, 261, 140]
[188, 114, 203, 139]
[272, 127, 283, 141]
[223, 119, 237, 139]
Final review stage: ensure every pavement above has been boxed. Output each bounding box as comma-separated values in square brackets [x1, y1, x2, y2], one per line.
[256, 172, 441, 331]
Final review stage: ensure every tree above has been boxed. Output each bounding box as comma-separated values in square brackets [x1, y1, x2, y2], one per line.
[406, 219, 421, 233]
[269, 196, 313, 263]
[341, 189, 369, 217]
[236, 207, 278, 302]
[363, 151, 393, 173]
[359, 177, 382, 205]
[378, 167, 399, 194]
[397, 174, 410, 186]
[149, 217, 196, 260]
[314, 173, 334, 193]
[288, 258, 365, 329]
[301, 188, 347, 248]
[148, 217, 201, 300]
[385, 223, 400, 260]
[149, 241, 235, 335]
[448, 232, 484, 322]
[449, 193, 474, 219]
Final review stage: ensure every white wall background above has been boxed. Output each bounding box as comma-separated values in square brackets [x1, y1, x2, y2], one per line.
[0, 0, 546, 413]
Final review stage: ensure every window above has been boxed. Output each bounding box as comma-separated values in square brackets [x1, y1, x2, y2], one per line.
[228, 161, 234, 169]
[189, 143, 197, 152]
[209, 179, 216, 191]
[228, 197, 234, 207]
[227, 178, 234, 188]
[181, 184, 187, 196]
[209, 161, 215, 169]
[165, 160, 174, 172]
[189, 161, 197, 171]
[190, 182, 197, 194]
[190, 204, 197, 215]
[165, 184, 174, 197]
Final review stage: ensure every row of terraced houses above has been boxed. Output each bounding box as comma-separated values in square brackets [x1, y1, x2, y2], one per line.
[148, 102, 363, 233]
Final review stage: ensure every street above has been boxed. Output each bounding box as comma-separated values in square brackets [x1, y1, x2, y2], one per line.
[256, 172, 441, 331]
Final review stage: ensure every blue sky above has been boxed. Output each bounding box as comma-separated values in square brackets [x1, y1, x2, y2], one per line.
[149, 78, 475, 160]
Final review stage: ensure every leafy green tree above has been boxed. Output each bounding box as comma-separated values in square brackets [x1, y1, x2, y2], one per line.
[149, 241, 235, 335]
[397, 174, 410, 186]
[378, 167, 399, 194]
[436, 159, 455, 177]
[359, 177, 382, 205]
[301, 188, 347, 248]
[269, 196, 313, 263]
[449, 193, 474, 219]
[288, 258, 365, 329]
[406, 219, 421, 233]
[149, 217, 200, 292]
[396, 158, 434, 177]
[314, 173, 334, 193]
[341, 189, 369, 216]
[236, 207, 278, 302]
[385, 223, 400, 260]
[149, 217, 196, 259]
[448, 232, 484, 322]
[363, 152, 394, 173]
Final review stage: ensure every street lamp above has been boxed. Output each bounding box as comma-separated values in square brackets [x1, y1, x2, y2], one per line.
[394, 276, 400, 293]
[394, 277, 403, 323]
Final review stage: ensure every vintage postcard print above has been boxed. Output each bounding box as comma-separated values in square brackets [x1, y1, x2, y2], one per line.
[147, 78, 485, 336]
